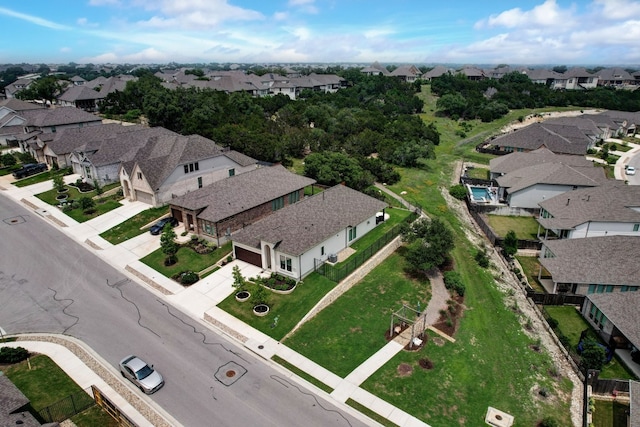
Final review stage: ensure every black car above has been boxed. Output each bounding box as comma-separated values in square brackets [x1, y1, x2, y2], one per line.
[12, 163, 48, 179]
[149, 217, 179, 235]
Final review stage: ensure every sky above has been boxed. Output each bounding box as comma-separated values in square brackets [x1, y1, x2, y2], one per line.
[1, 0, 640, 66]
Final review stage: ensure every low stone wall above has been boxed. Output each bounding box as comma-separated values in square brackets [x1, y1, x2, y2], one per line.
[283, 236, 403, 340]
[204, 312, 248, 343]
[124, 265, 172, 295]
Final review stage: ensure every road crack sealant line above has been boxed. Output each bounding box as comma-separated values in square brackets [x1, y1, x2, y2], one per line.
[271, 375, 353, 427]
[106, 278, 160, 338]
[48, 287, 80, 334]
[158, 300, 250, 364]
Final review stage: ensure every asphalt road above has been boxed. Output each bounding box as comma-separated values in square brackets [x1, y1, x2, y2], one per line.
[0, 195, 368, 427]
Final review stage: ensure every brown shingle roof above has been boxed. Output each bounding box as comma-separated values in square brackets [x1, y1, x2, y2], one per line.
[21, 107, 102, 127]
[48, 123, 143, 155]
[496, 161, 605, 193]
[232, 184, 387, 256]
[540, 235, 640, 286]
[491, 122, 591, 155]
[490, 147, 593, 174]
[0, 98, 44, 112]
[171, 165, 316, 222]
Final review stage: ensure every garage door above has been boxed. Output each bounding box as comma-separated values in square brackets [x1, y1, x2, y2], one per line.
[135, 190, 154, 205]
[235, 246, 262, 267]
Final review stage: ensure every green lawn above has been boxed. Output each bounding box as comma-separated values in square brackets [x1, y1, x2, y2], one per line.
[99, 206, 171, 244]
[35, 182, 122, 223]
[283, 251, 431, 377]
[516, 255, 548, 293]
[271, 355, 334, 393]
[465, 167, 489, 180]
[592, 399, 629, 427]
[487, 214, 540, 239]
[1, 354, 116, 426]
[217, 272, 336, 340]
[544, 306, 636, 380]
[12, 170, 58, 187]
[349, 208, 413, 252]
[140, 241, 232, 278]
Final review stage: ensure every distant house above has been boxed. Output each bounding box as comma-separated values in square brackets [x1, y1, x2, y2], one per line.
[457, 66, 485, 81]
[491, 148, 606, 209]
[537, 182, 640, 239]
[15, 107, 103, 163]
[0, 372, 45, 427]
[597, 67, 635, 87]
[0, 99, 44, 146]
[539, 235, 640, 294]
[360, 61, 390, 76]
[57, 75, 136, 112]
[488, 122, 595, 155]
[489, 147, 593, 180]
[232, 184, 388, 280]
[562, 67, 599, 90]
[169, 165, 316, 245]
[120, 132, 258, 207]
[3, 77, 35, 99]
[580, 292, 640, 367]
[390, 65, 422, 82]
[421, 65, 452, 81]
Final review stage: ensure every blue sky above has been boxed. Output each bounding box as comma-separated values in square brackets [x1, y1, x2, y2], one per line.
[1, 0, 640, 65]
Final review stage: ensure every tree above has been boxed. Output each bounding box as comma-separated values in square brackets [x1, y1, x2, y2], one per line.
[160, 223, 179, 265]
[402, 218, 455, 275]
[78, 196, 96, 213]
[303, 151, 374, 191]
[53, 174, 66, 193]
[552, 65, 567, 74]
[16, 75, 63, 104]
[503, 230, 518, 257]
[579, 339, 606, 372]
[436, 93, 467, 118]
[449, 184, 467, 200]
[232, 265, 246, 291]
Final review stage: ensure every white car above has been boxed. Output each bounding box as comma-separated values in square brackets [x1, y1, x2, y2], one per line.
[626, 166, 636, 176]
[120, 355, 164, 394]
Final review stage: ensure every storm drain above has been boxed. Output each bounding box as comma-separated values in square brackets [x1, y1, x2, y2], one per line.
[3, 216, 26, 225]
[214, 361, 247, 386]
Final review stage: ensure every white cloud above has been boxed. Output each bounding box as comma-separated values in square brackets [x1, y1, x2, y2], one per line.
[60, 47, 71, 53]
[77, 17, 99, 27]
[476, 0, 576, 29]
[288, 0, 314, 5]
[592, 0, 640, 20]
[273, 11, 289, 21]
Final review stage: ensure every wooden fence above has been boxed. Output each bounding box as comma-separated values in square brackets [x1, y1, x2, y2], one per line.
[92, 385, 137, 427]
[527, 291, 585, 306]
[591, 378, 629, 395]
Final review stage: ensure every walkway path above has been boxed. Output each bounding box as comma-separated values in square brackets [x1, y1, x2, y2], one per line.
[0, 173, 448, 427]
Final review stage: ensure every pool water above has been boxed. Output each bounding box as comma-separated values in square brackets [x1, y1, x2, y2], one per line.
[470, 186, 491, 200]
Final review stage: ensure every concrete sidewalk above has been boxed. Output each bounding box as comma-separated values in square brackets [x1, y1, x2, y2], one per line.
[1, 174, 436, 427]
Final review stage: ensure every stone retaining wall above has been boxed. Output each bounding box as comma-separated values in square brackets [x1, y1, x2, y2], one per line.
[124, 265, 172, 295]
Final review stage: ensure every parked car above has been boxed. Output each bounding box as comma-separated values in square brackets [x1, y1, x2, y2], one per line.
[149, 217, 179, 235]
[12, 163, 48, 179]
[626, 166, 636, 176]
[119, 355, 164, 394]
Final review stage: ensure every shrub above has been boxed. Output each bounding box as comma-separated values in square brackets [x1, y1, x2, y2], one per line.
[180, 271, 199, 285]
[538, 416, 559, 427]
[443, 270, 466, 296]
[0, 346, 29, 363]
[449, 184, 467, 200]
[547, 317, 559, 329]
[474, 249, 490, 268]
[1, 153, 16, 167]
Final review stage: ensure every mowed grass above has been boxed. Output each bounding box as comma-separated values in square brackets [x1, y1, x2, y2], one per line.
[218, 272, 337, 341]
[593, 399, 629, 427]
[140, 241, 232, 277]
[99, 206, 171, 244]
[283, 251, 431, 377]
[36, 183, 123, 223]
[349, 207, 413, 252]
[487, 214, 540, 239]
[516, 255, 548, 292]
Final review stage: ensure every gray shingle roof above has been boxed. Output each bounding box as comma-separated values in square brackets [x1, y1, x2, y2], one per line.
[490, 122, 592, 155]
[58, 85, 103, 102]
[21, 107, 102, 127]
[48, 123, 143, 155]
[170, 165, 316, 222]
[631, 381, 640, 427]
[586, 292, 640, 349]
[0, 98, 44, 112]
[538, 181, 640, 229]
[540, 235, 640, 286]
[496, 161, 605, 193]
[233, 184, 388, 256]
[490, 147, 593, 174]
[0, 372, 29, 415]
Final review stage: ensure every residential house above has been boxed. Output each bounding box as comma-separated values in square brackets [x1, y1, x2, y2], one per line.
[3, 77, 35, 99]
[421, 65, 453, 81]
[57, 75, 137, 112]
[521, 68, 565, 87]
[232, 184, 387, 280]
[120, 132, 258, 207]
[597, 110, 640, 137]
[16, 107, 103, 163]
[489, 147, 596, 180]
[562, 67, 599, 90]
[458, 66, 485, 81]
[492, 149, 606, 209]
[537, 182, 640, 239]
[597, 67, 635, 87]
[390, 65, 422, 83]
[69, 75, 86, 86]
[0, 372, 46, 427]
[0, 99, 44, 146]
[538, 235, 640, 294]
[488, 122, 595, 155]
[168, 165, 316, 245]
[360, 62, 390, 76]
[580, 292, 640, 376]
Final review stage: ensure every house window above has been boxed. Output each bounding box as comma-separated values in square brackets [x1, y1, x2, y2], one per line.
[85, 166, 92, 179]
[634, 224, 639, 232]
[203, 222, 214, 235]
[272, 197, 284, 211]
[229, 168, 235, 177]
[596, 284, 605, 293]
[137, 172, 142, 180]
[589, 304, 597, 319]
[51, 126, 56, 133]
[348, 226, 357, 242]
[289, 191, 300, 204]
[198, 177, 203, 188]
[279, 255, 292, 272]
[184, 162, 199, 174]
[587, 284, 596, 294]
[321, 246, 325, 256]
[605, 285, 614, 293]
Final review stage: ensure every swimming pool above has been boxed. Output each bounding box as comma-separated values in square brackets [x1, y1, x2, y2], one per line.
[469, 186, 491, 202]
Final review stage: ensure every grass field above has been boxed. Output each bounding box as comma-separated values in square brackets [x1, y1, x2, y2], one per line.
[515, 255, 548, 292]
[99, 206, 172, 244]
[140, 241, 232, 278]
[487, 214, 540, 239]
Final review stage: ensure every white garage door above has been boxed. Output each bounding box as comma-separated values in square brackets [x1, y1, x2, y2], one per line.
[135, 190, 154, 205]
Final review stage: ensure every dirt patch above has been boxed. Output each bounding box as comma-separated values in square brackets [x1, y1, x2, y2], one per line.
[397, 363, 413, 377]
[418, 358, 434, 370]
[431, 294, 465, 337]
[431, 337, 446, 347]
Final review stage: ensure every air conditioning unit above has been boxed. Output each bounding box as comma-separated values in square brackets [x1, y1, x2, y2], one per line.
[328, 254, 338, 263]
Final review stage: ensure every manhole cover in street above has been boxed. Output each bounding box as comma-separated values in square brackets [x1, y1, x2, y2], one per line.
[215, 361, 246, 386]
[4, 216, 26, 225]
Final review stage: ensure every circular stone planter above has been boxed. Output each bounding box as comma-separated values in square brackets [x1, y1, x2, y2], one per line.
[235, 291, 251, 302]
[252, 304, 270, 317]
[57, 187, 69, 194]
[55, 194, 68, 201]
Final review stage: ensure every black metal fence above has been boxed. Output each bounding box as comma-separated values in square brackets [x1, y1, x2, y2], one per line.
[315, 212, 418, 283]
[38, 388, 95, 423]
[467, 203, 542, 250]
